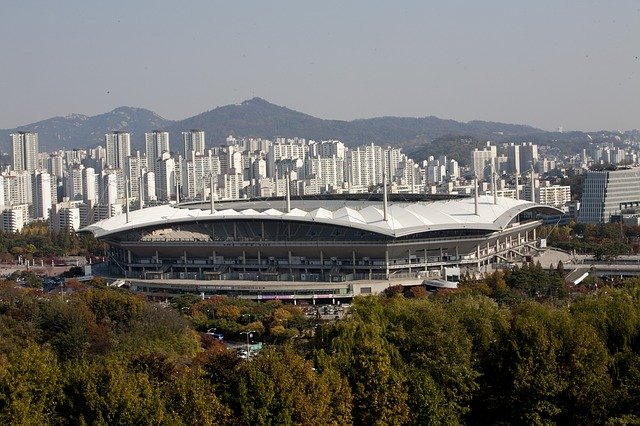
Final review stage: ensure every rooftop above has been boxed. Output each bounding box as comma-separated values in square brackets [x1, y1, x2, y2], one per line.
[80, 195, 556, 239]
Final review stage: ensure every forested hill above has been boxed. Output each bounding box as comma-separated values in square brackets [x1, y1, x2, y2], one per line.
[0, 270, 639, 424]
[1, 98, 545, 152]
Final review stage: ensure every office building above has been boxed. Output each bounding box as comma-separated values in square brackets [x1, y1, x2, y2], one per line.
[578, 168, 640, 223]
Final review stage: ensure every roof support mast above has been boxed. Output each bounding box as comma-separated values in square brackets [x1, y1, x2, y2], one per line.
[139, 172, 144, 210]
[286, 171, 291, 213]
[474, 177, 479, 216]
[125, 177, 130, 223]
[530, 167, 536, 203]
[175, 178, 180, 204]
[492, 159, 498, 205]
[210, 173, 215, 213]
[383, 157, 389, 221]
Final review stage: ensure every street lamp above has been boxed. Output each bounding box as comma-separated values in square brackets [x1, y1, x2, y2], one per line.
[240, 330, 255, 358]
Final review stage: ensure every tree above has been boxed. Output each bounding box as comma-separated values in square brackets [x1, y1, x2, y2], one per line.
[485, 302, 613, 424]
[59, 358, 166, 424]
[0, 344, 63, 424]
[235, 345, 340, 425]
[38, 298, 96, 360]
[326, 315, 409, 426]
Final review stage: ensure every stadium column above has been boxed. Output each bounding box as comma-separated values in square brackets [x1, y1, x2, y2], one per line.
[320, 250, 324, 279]
[184, 250, 188, 274]
[385, 248, 389, 279]
[487, 242, 491, 268]
[424, 248, 428, 272]
[476, 245, 481, 268]
[352, 250, 356, 276]
[408, 249, 411, 276]
[533, 228, 536, 240]
[257, 250, 261, 270]
[288, 251, 292, 276]
[127, 250, 132, 275]
[243, 251, 246, 272]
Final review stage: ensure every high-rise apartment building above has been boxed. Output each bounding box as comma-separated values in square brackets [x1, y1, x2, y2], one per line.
[11, 132, 39, 172]
[506, 143, 520, 174]
[3, 171, 32, 206]
[156, 152, 175, 201]
[519, 142, 538, 172]
[66, 164, 85, 201]
[471, 142, 497, 180]
[145, 130, 170, 161]
[126, 153, 148, 202]
[47, 155, 64, 178]
[182, 130, 206, 158]
[2, 207, 25, 233]
[105, 131, 131, 169]
[345, 144, 383, 189]
[32, 171, 52, 220]
[82, 167, 97, 204]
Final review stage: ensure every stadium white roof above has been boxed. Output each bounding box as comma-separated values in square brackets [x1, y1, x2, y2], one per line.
[80, 196, 556, 239]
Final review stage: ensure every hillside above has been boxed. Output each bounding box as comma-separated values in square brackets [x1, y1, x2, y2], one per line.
[0, 97, 608, 153]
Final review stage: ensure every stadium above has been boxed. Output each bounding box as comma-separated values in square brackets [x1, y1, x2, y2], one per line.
[80, 194, 560, 301]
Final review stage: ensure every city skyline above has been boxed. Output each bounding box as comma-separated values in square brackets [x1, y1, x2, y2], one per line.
[0, 1, 638, 132]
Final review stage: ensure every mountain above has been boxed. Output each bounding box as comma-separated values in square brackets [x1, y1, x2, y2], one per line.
[0, 107, 171, 152]
[0, 97, 604, 155]
[170, 97, 543, 148]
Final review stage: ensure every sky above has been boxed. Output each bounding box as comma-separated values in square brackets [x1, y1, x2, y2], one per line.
[0, 1, 638, 131]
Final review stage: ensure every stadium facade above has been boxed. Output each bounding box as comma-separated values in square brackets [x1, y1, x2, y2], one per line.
[80, 195, 560, 301]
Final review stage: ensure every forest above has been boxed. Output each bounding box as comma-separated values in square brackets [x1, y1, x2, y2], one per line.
[0, 222, 104, 262]
[0, 265, 639, 425]
[542, 221, 640, 260]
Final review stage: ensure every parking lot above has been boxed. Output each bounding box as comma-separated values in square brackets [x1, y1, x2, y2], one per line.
[301, 303, 350, 321]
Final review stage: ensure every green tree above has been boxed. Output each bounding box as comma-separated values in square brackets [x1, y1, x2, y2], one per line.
[235, 345, 339, 425]
[0, 343, 63, 424]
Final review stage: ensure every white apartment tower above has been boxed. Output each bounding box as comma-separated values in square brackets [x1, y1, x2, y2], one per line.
[105, 131, 131, 169]
[66, 165, 85, 201]
[471, 142, 497, 180]
[145, 130, 170, 161]
[182, 130, 206, 158]
[2, 207, 25, 233]
[47, 155, 64, 178]
[3, 171, 32, 206]
[11, 132, 39, 172]
[32, 171, 52, 220]
[102, 173, 118, 206]
[156, 152, 175, 201]
[346, 144, 383, 189]
[82, 167, 97, 204]
[126, 153, 147, 202]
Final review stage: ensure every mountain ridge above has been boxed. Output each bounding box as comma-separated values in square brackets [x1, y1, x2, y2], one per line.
[0, 97, 611, 155]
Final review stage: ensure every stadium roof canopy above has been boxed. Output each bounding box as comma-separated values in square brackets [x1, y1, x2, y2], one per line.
[80, 196, 561, 239]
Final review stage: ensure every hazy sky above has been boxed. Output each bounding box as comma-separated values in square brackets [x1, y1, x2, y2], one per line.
[1, 1, 638, 131]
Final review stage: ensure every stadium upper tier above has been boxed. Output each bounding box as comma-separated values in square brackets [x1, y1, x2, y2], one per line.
[80, 195, 559, 239]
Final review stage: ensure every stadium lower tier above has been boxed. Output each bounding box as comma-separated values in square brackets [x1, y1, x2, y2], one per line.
[82, 196, 558, 299]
